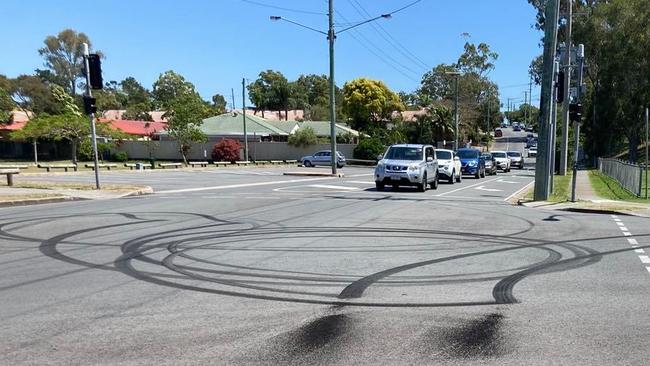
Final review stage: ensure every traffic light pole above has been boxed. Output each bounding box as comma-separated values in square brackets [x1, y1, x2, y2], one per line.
[83, 43, 101, 190]
[559, 0, 573, 176]
[570, 45, 585, 202]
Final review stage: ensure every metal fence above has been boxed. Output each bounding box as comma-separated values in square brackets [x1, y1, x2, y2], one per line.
[598, 158, 643, 196]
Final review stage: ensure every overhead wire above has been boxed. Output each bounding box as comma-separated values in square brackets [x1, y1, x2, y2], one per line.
[240, 0, 326, 15]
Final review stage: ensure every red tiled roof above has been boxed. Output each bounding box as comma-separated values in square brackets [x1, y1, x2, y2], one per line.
[0, 120, 27, 131]
[98, 119, 167, 136]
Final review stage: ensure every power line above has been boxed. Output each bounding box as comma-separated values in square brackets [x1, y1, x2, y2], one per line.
[241, 0, 326, 15]
[348, 0, 430, 71]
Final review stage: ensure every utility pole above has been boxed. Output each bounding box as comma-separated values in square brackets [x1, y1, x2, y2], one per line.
[524, 91, 529, 125]
[570, 44, 585, 202]
[645, 108, 650, 199]
[242, 78, 248, 162]
[559, 0, 573, 175]
[529, 76, 533, 125]
[534, 0, 560, 201]
[487, 89, 491, 147]
[82, 43, 100, 190]
[231, 88, 236, 112]
[328, 0, 338, 174]
[454, 75, 459, 149]
[550, 61, 560, 193]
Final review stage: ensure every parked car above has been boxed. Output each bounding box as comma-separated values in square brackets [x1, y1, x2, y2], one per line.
[457, 148, 485, 179]
[301, 150, 346, 168]
[374, 144, 439, 192]
[490, 151, 511, 172]
[436, 149, 462, 184]
[512, 125, 522, 132]
[528, 147, 538, 157]
[507, 151, 524, 169]
[481, 152, 498, 175]
[494, 128, 503, 137]
[525, 126, 534, 132]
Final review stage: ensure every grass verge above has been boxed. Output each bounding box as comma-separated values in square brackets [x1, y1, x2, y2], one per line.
[524, 173, 572, 202]
[588, 170, 649, 203]
[1, 181, 147, 193]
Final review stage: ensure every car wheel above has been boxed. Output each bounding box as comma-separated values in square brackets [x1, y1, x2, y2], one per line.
[456, 172, 462, 183]
[448, 171, 455, 184]
[418, 173, 427, 192]
[431, 173, 439, 190]
[475, 170, 480, 179]
[303, 160, 312, 167]
[480, 168, 486, 178]
[375, 182, 385, 191]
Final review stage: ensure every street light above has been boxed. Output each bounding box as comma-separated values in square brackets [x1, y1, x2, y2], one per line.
[445, 71, 461, 150]
[270, 0, 391, 174]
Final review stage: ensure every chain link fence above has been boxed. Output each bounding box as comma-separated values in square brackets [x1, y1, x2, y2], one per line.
[598, 158, 643, 197]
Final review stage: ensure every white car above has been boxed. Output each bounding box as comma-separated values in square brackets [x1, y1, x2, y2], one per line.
[436, 149, 462, 184]
[490, 151, 511, 172]
[374, 144, 439, 192]
[528, 147, 538, 157]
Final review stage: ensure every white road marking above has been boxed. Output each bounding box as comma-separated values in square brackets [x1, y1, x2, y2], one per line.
[347, 180, 375, 185]
[503, 180, 535, 202]
[157, 176, 337, 194]
[310, 184, 360, 191]
[497, 179, 519, 184]
[628, 238, 639, 245]
[614, 218, 622, 222]
[475, 186, 503, 192]
[623, 232, 632, 236]
[611, 215, 618, 219]
[620, 226, 629, 231]
[646, 267, 650, 274]
[616, 222, 624, 226]
[635, 249, 646, 254]
[348, 173, 374, 177]
[638, 256, 650, 264]
[436, 177, 501, 197]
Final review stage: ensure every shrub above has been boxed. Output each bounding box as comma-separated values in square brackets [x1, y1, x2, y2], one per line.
[212, 139, 242, 162]
[77, 139, 93, 161]
[353, 137, 385, 160]
[288, 127, 319, 147]
[111, 151, 129, 162]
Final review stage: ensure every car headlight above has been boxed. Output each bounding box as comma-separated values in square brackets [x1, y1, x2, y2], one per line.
[408, 165, 419, 171]
[468, 160, 478, 167]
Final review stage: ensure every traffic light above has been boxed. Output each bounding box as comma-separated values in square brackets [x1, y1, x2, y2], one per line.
[87, 54, 103, 89]
[83, 96, 97, 114]
[569, 103, 582, 123]
[556, 71, 565, 103]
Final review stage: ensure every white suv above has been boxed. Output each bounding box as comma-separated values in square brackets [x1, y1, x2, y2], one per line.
[436, 149, 462, 184]
[375, 144, 439, 192]
[490, 151, 511, 172]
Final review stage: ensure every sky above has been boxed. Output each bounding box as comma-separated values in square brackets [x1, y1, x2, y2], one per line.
[1, 0, 542, 111]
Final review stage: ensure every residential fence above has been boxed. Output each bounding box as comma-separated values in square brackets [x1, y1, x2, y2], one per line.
[597, 158, 643, 197]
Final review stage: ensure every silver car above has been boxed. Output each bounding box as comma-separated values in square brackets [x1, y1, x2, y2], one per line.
[507, 151, 524, 169]
[374, 144, 439, 192]
[301, 150, 346, 168]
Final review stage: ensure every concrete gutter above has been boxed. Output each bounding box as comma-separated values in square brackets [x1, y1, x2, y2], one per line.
[518, 199, 650, 218]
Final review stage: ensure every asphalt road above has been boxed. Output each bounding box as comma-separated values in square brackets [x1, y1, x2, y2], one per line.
[1, 134, 648, 365]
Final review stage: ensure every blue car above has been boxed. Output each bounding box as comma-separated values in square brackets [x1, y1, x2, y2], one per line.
[457, 148, 486, 179]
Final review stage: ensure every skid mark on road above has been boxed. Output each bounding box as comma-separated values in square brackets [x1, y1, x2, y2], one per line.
[611, 215, 650, 274]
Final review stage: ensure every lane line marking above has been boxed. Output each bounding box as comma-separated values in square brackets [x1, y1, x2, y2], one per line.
[646, 267, 650, 274]
[620, 226, 629, 231]
[623, 232, 632, 236]
[503, 180, 535, 202]
[157, 176, 337, 194]
[614, 218, 622, 222]
[348, 173, 373, 177]
[616, 222, 624, 226]
[310, 184, 360, 191]
[475, 186, 503, 192]
[635, 249, 646, 254]
[639, 256, 650, 264]
[611, 215, 618, 219]
[628, 238, 639, 245]
[436, 177, 502, 197]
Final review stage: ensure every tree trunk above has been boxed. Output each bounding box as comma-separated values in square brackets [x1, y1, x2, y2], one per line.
[180, 143, 188, 165]
[71, 139, 78, 164]
[33, 140, 38, 164]
[628, 133, 639, 162]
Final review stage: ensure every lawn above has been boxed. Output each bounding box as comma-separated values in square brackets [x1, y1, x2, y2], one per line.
[588, 170, 649, 203]
[524, 173, 572, 202]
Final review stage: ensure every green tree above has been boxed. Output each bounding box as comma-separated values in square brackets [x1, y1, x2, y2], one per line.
[121, 77, 151, 107]
[288, 127, 319, 147]
[410, 105, 455, 144]
[165, 93, 210, 164]
[38, 29, 100, 95]
[122, 103, 153, 121]
[152, 71, 196, 109]
[247, 70, 291, 120]
[10, 75, 61, 115]
[10, 115, 52, 163]
[342, 78, 404, 132]
[0, 87, 14, 123]
[211, 94, 227, 114]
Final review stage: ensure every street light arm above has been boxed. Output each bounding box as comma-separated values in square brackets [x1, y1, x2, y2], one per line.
[337, 14, 391, 34]
[270, 16, 327, 35]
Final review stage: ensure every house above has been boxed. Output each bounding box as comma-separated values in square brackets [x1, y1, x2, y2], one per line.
[97, 118, 167, 139]
[102, 110, 168, 123]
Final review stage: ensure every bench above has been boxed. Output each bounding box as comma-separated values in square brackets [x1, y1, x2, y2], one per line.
[235, 161, 251, 166]
[189, 161, 209, 168]
[270, 160, 284, 165]
[254, 161, 271, 165]
[0, 165, 29, 170]
[0, 169, 19, 186]
[124, 163, 153, 170]
[158, 163, 183, 169]
[214, 162, 230, 167]
[285, 159, 298, 164]
[37, 164, 78, 172]
[84, 163, 117, 171]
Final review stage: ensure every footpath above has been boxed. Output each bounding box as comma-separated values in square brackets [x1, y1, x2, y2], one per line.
[0, 183, 152, 207]
[521, 169, 650, 217]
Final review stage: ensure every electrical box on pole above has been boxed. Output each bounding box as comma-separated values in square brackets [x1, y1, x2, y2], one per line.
[569, 103, 582, 123]
[556, 71, 565, 103]
[83, 96, 97, 115]
[87, 54, 103, 90]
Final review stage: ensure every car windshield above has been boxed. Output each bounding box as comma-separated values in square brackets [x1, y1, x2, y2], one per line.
[481, 154, 492, 159]
[507, 152, 521, 157]
[437, 151, 452, 160]
[492, 152, 507, 158]
[456, 150, 479, 159]
[385, 146, 423, 160]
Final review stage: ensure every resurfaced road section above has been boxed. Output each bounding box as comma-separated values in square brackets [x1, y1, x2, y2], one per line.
[1, 164, 648, 365]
